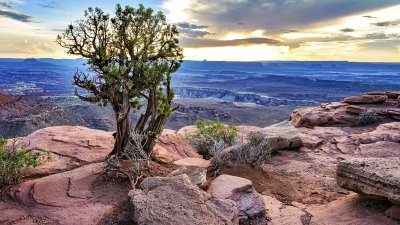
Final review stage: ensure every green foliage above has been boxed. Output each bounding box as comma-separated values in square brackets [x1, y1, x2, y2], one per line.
[0, 138, 47, 185]
[187, 119, 238, 159]
[357, 111, 381, 126]
[57, 4, 183, 155]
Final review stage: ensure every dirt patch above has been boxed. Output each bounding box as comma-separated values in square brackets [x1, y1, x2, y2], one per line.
[219, 162, 340, 205]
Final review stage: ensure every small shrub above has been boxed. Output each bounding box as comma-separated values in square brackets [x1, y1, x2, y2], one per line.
[0, 138, 46, 185]
[233, 131, 272, 167]
[357, 111, 381, 126]
[209, 139, 227, 169]
[186, 119, 238, 159]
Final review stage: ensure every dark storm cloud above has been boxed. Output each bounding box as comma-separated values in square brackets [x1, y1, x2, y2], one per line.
[371, 19, 400, 27]
[177, 22, 208, 29]
[340, 28, 355, 32]
[181, 37, 280, 48]
[0, 9, 33, 22]
[176, 23, 212, 38]
[185, 0, 400, 34]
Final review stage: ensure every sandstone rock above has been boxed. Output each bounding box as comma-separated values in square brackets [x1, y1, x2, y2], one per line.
[359, 141, 400, 157]
[129, 175, 239, 225]
[9, 163, 124, 225]
[153, 129, 202, 164]
[16, 126, 114, 177]
[346, 105, 365, 115]
[209, 175, 253, 199]
[344, 94, 387, 104]
[357, 122, 400, 144]
[365, 91, 400, 99]
[259, 121, 302, 151]
[208, 175, 266, 224]
[168, 166, 207, 188]
[263, 195, 306, 225]
[290, 102, 359, 127]
[388, 109, 400, 121]
[397, 96, 400, 107]
[306, 193, 398, 225]
[385, 92, 400, 99]
[0, 202, 32, 224]
[337, 157, 400, 203]
[173, 157, 211, 168]
[385, 205, 400, 220]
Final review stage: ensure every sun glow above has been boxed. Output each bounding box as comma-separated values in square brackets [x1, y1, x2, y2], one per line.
[184, 45, 290, 61]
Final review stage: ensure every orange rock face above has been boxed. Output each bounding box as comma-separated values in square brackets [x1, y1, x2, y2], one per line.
[152, 129, 202, 164]
[344, 94, 387, 104]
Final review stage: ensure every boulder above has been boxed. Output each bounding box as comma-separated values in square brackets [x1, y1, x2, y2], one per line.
[168, 166, 207, 188]
[173, 157, 211, 168]
[344, 94, 387, 104]
[290, 102, 359, 127]
[16, 126, 114, 176]
[9, 163, 126, 225]
[208, 175, 266, 224]
[357, 122, 400, 144]
[262, 195, 307, 225]
[19, 126, 114, 162]
[337, 157, 400, 203]
[129, 175, 239, 225]
[258, 121, 302, 151]
[153, 129, 202, 164]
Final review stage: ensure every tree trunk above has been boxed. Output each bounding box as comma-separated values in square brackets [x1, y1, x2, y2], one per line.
[110, 115, 132, 157]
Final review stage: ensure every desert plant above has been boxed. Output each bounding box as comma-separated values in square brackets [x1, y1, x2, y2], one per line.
[357, 110, 381, 126]
[57, 4, 183, 157]
[230, 131, 272, 168]
[187, 119, 238, 159]
[209, 139, 227, 169]
[0, 138, 46, 185]
[105, 130, 153, 188]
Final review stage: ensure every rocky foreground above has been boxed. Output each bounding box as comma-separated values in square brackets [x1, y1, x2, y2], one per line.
[1, 92, 400, 225]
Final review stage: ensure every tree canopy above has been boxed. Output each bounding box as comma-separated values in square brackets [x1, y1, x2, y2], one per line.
[57, 4, 183, 155]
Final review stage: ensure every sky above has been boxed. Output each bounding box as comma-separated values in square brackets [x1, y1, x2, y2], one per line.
[0, 0, 400, 62]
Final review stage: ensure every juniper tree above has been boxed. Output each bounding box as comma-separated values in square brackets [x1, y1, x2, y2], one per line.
[57, 4, 183, 156]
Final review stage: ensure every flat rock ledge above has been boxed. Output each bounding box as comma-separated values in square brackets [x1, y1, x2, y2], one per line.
[337, 157, 400, 204]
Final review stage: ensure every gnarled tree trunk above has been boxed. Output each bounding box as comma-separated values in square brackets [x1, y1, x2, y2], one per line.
[110, 115, 132, 156]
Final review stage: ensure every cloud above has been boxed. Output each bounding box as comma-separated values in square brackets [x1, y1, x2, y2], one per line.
[0, 0, 21, 9]
[0, 9, 33, 22]
[340, 28, 355, 32]
[179, 29, 212, 38]
[181, 37, 280, 48]
[371, 19, 400, 27]
[167, 0, 400, 35]
[363, 15, 377, 19]
[176, 22, 212, 38]
[39, 1, 62, 9]
[0, 0, 33, 22]
[177, 22, 208, 29]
